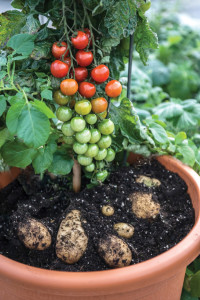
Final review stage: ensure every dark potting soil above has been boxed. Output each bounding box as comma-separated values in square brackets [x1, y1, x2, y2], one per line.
[0, 159, 195, 272]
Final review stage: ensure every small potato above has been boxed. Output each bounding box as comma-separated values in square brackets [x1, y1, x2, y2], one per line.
[98, 235, 132, 268]
[131, 192, 160, 219]
[18, 218, 52, 250]
[101, 205, 114, 216]
[136, 175, 161, 187]
[113, 223, 134, 238]
[56, 210, 88, 264]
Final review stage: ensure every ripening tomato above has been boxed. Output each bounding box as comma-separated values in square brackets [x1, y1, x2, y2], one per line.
[91, 97, 108, 114]
[85, 114, 97, 125]
[52, 42, 69, 59]
[79, 82, 96, 98]
[98, 119, 114, 135]
[85, 163, 95, 172]
[63, 57, 71, 68]
[105, 80, 122, 98]
[54, 90, 70, 106]
[74, 67, 88, 82]
[60, 79, 78, 96]
[71, 31, 89, 49]
[91, 65, 109, 83]
[75, 100, 92, 115]
[50, 60, 69, 78]
[56, 106, 73, 122]
[75, 50, 93, 67]
[84, 28, 92, 46]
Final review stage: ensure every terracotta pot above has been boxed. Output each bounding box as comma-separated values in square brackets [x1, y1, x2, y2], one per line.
[0, 156, 200, 300]
[0, 167, 21, 189]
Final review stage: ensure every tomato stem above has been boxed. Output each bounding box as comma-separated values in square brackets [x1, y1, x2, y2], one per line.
[73, 159, 81, 193]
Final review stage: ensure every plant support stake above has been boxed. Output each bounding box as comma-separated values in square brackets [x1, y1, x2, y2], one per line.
[123, 33, 134, 165]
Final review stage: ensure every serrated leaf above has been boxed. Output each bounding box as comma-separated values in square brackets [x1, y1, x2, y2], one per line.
[134, 15, 158, 65]
[0, 95, 6, 116]
[11, 0, 25, 9]
[32, 147, 53, 174]
[48, 150, 74, 175]
[0, 56, 7, 66]
[7, 33, 36, 56]
[32, 100, 55, 118]
[6, 101, 26, 134]
[31, 42, 51, 60]
[175, 132, 187, 145]
[41, 89, 53, 100]
[21, 15, 40, 35]
[177, 145, 196, 167]
[148, 122, 168, 144]
[0, 71, 7, 79]
[1, 140, 36, 168]
[0, 129, 10, 148]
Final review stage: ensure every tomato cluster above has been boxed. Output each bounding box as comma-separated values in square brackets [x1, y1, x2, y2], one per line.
[50, 30, 122, 181]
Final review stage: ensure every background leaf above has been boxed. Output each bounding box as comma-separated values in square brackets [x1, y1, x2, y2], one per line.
[7, 33, 36, 56]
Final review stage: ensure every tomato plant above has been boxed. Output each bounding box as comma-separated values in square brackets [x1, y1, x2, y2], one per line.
[50, 60, 69, 78]
[79, 82, 96, 98]
[76, 50, 93, 67]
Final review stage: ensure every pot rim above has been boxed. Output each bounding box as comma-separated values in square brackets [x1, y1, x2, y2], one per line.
[0, 155, 200, 295]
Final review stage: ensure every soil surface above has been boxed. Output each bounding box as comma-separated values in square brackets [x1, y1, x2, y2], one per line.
[0, 159, 195, 271]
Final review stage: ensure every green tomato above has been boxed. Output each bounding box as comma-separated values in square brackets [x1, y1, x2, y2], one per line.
[89, 128, 101, 144]
[62, 122, 75, 136]
[78, 155, 93, 166]
[98, 119, 114, 135]
[73, 142, 88, 155]
[96, 161, 105, 169]
[98, 135, 112, 149]
[63, 136, 75, 145]
[75, 100, 92, 116]
[105, 148, 116, 162]
[96, 170, 108, 182]
[85, 114, 97, 125]
[85, 144, 99, 158]
[85, 163, 95, 172]
[54, 90, 70, 106]
[70, 117, 86, 132]
[75, 128, 91, 143]
[56, 107, 73, 122]
[94, 148, 107, 161]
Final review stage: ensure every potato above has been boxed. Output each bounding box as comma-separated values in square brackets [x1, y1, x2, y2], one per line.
[98, 235, 132, 268]
[101, 205, 114, 216]
[131, 192, 160, 219]
[56, 210, 88, 264]
[113, 223, 134, 238]
[136, 175, 161, 187]
[18, 218, 52, 250]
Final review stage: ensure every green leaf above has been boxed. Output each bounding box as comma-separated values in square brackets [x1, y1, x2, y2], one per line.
[0, 129, 10, 148]
[7, 33, 36, 56]
[1, 140, 36, 168]
[177, 145, 196, 167]
[175, 132, 187, 145]
[105, 0, 129, 38]
[134, 15, 158, 65]
[147, 122, 168, 144]
[21, 15, 40, 34]
[0, 11, 26, 48]
[181, 290, 198, 300]
[48, 150, 74, 175]
[0, 71, 7, 79]
[6, 102, 50, 148]
[31, 42, 51, 60]
[11, 0, 25, 9]
[41, 89, 53, 100]
[0, 95, 6, 116]
[0, 56, 7, 66]
[32, 100, 55, 119]
[190, 271, 200, 297]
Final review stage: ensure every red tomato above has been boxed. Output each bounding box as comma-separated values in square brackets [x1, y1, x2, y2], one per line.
[105, 80, 122, 97]
[74, 67, 88, 82]
[60, 79, 78, 96]
[63, 57, 71, 68]
[91, 65, 109, 83]
[91, 97, 108, 113]
[75, 50, 93, 67]
[52, 42, 69, 59]
[79, 82, 96, 98]
[84, 28, 92, 46]
[50, 60, 69, 78]
[71, 31, 89, 50]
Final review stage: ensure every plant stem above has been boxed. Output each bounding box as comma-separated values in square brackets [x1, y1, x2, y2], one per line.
[73, 159, 81, 193]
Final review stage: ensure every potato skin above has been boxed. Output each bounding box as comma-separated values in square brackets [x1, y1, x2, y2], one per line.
[113, 223, 134, 238]
[98, 235, 132, 268]
[56, 210, 88, 264]
[18, 218, 52, 250]
[101, 205, 114, 216]
[131, 192, 160, 219]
